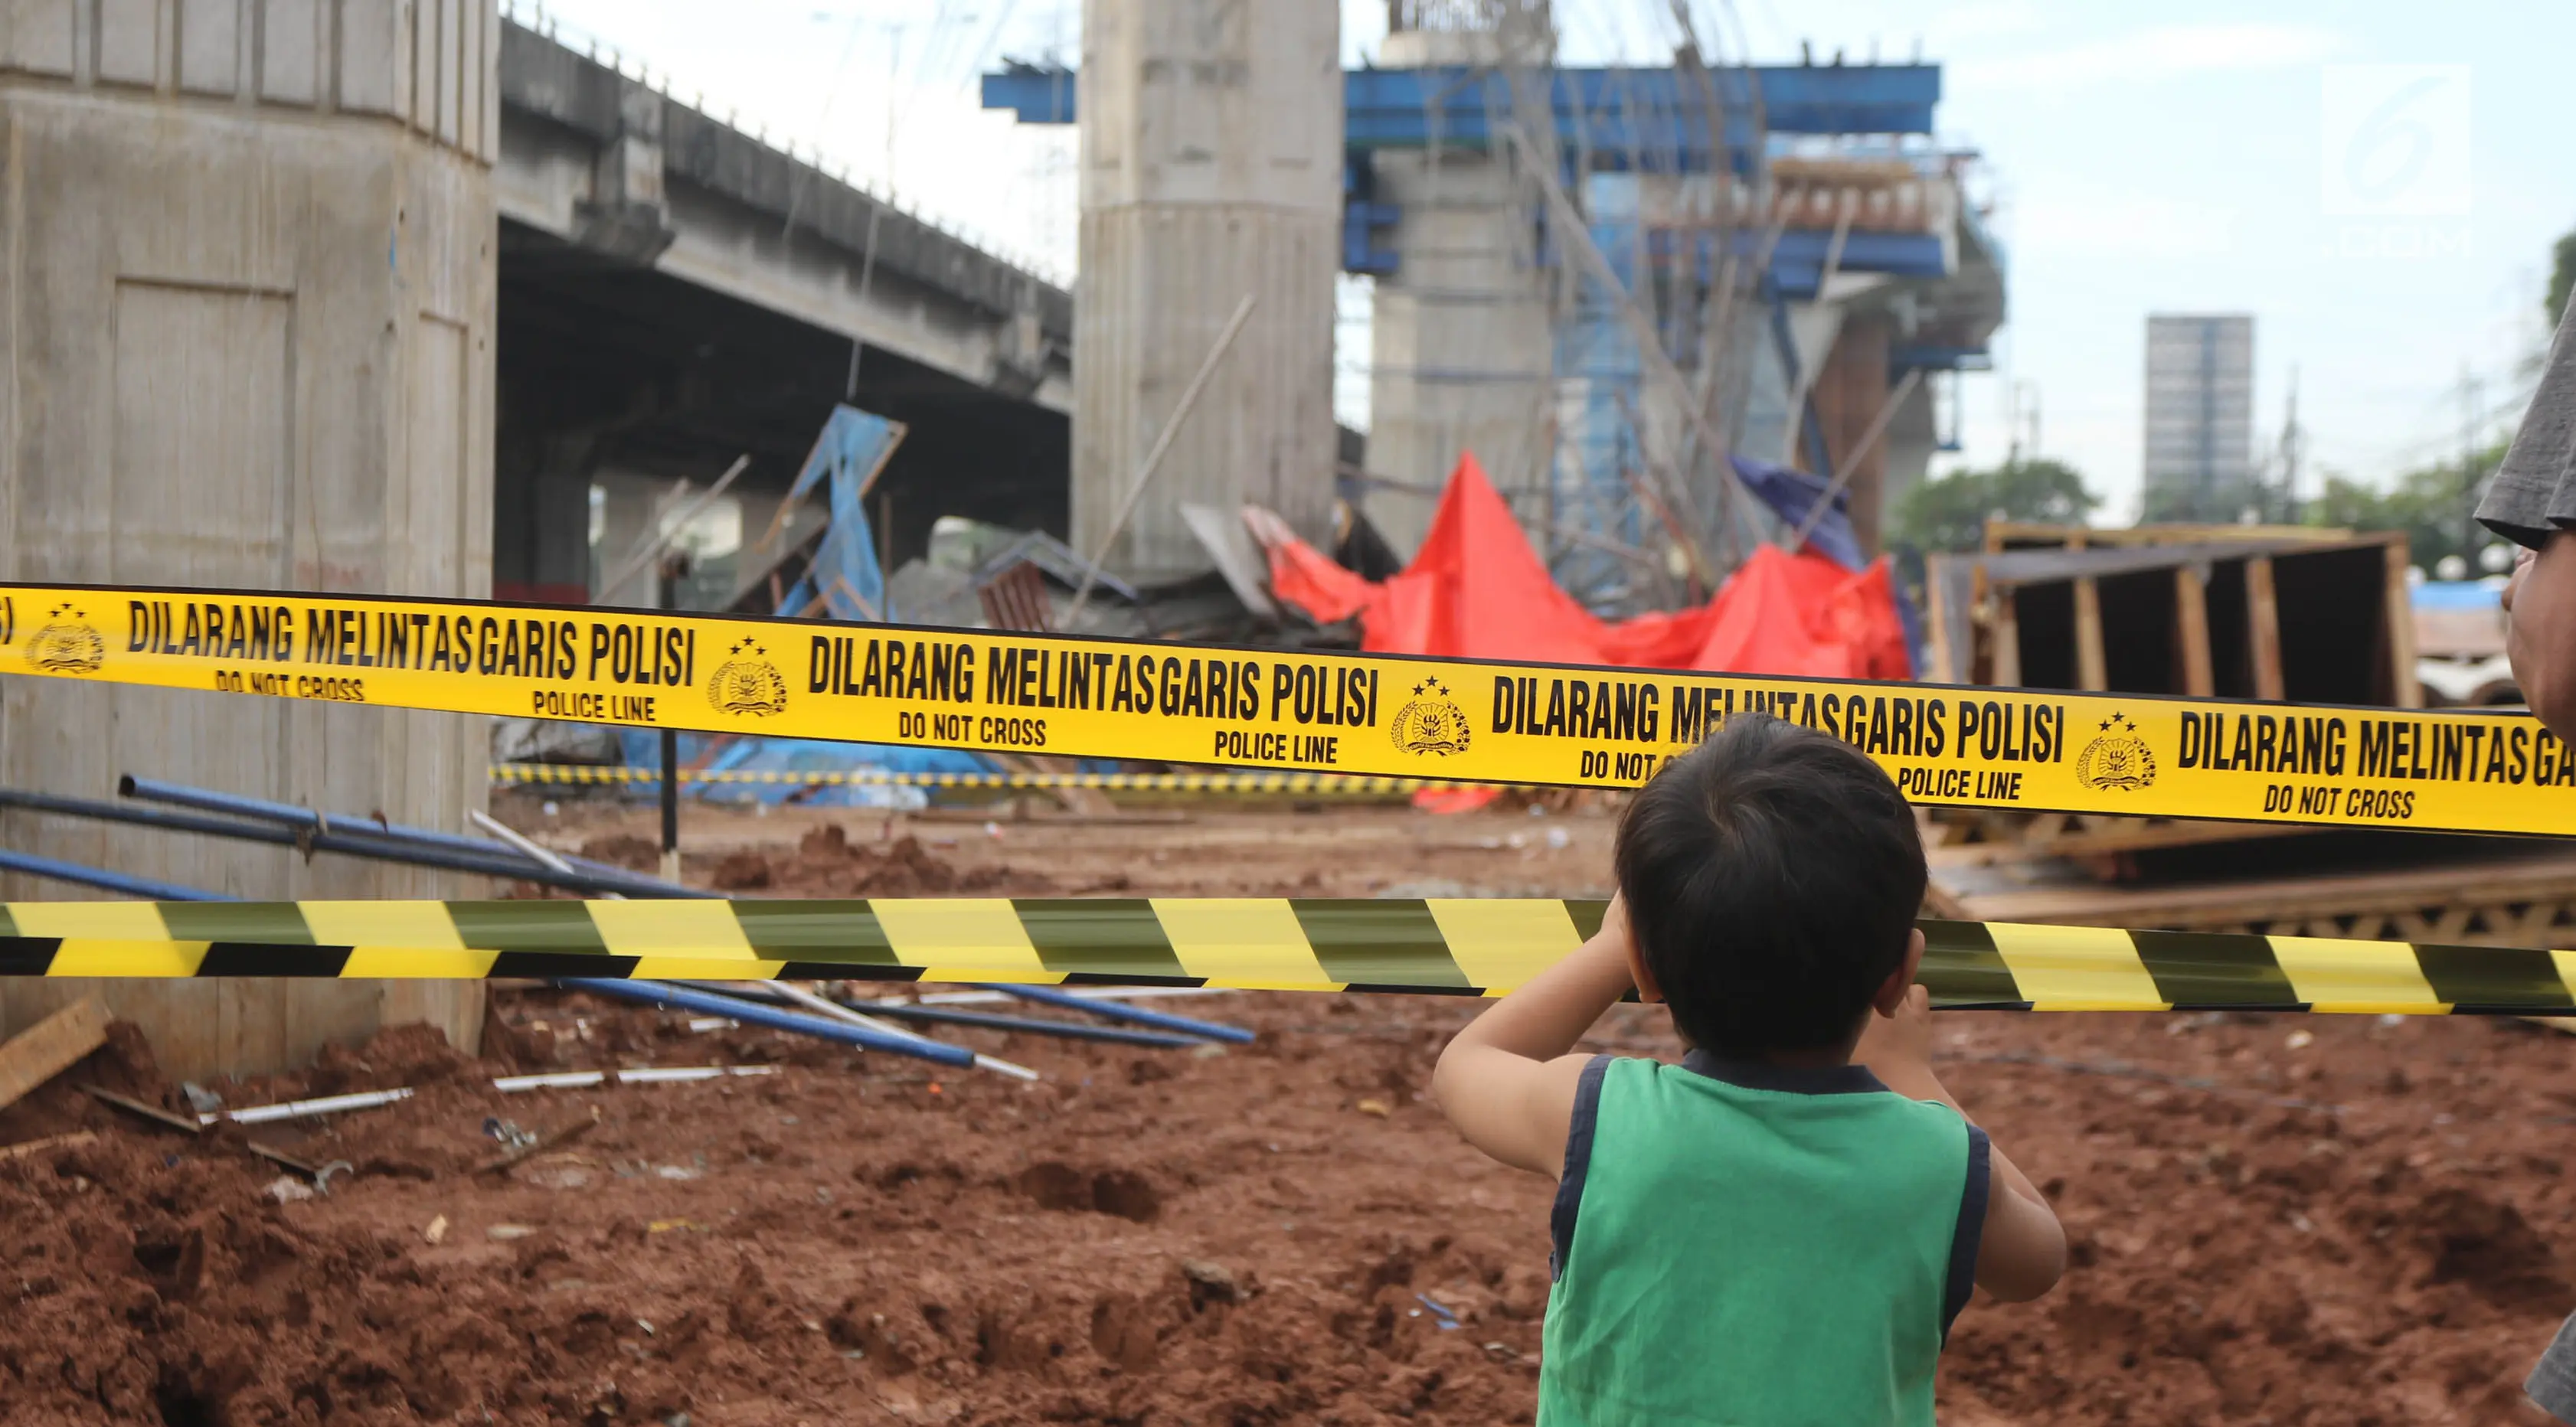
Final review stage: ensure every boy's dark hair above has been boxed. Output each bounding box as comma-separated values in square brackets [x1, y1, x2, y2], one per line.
[1613, 712, 1925, 1057]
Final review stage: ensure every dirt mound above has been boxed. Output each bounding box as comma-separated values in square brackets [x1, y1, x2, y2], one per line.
[577, 831, 661, 871]
[708, 824, 1055, 897]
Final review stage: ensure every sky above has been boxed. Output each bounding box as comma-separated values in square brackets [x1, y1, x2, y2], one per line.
[509, 0, 2576, 523]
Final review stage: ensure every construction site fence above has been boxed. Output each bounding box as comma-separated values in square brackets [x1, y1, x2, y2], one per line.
[2, 899, 2572, 1015]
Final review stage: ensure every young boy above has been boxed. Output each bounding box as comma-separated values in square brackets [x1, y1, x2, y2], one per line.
[1433, 713, 2065, 1425]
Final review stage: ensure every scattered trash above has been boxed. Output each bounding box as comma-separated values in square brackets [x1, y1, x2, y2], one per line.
[1415, 1293, 1461, 1330]
[0, 1129, 97, 1163]
[245, 1140, 349, 1188]
[423, 1214, 449, 1246]
[178, 1082, 223, 1113]
[1356, 1099, 1391, 1118]
[78, 1083, 203, 1135]
[542, 801, 560, 817]
[1545, 826, 1571, 850]
[2286, 1030, 2315, 1050]
[485, 1117, 536, 1150]
[654, 1164, 702, 1181]
[1190, 1043, 1230, 1060]
[492, 1066, 780, 1092]
[1181, 1259, 1241, 1305]
[263, 1175, 315, 1203]
[646, 1219, 701, 1234]
[212, 1087, 416, 1127]
[486, 1224, 538, 1241]
[476, 1108, 603, 1175]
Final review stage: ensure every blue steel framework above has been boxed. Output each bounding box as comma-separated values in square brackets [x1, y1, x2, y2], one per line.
[982, 57, 1998, 609]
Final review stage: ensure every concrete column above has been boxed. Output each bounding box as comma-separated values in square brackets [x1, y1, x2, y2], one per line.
[493, 430, 597, 604]
[1363, 28, 1553, 558]
[0, 0, 499, 1074]
[1074, 0, 1340, 583]
[1809, 315, 1893, 558]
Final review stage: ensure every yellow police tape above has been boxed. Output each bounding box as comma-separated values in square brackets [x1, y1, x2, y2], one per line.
[5, 581, 2571, 837]
[489, 763, 1451, 794]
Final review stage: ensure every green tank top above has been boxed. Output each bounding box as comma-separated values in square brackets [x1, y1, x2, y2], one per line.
[1538, 1052, 1989, 1427]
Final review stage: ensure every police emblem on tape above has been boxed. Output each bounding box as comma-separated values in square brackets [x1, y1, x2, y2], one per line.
[2076, 711, 2156, 792]
[27, 604, 105, 674]
[1390, 678, 1471, 757]
[706, 639, 788, 717]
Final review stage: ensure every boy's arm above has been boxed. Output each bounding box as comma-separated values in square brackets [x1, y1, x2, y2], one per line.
[1431, 896, 1637, 1178]
[1855, 986, 2068, 1303]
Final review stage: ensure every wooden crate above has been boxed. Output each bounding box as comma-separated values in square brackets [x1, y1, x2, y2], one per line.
[1924, 525, 2418, 708]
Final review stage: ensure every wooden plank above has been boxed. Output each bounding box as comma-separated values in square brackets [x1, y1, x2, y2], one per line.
[1984, 521, 2352, 550]
[2073, 577, 2108, 691]
[1991, 589, 2022, 687]
[2174, 566, 2215, 697]
[2245, 554, 2286, 701]
[1924, 553, 1960, 684]
[2384, 537, 2423, 707]
[0, 995, 110, 1114]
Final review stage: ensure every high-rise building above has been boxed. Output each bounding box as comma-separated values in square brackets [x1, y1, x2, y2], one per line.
[2143, 314, 2256, 522]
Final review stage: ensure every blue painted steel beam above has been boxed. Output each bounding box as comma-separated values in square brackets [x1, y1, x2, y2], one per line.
[983, 64, 1940, 148]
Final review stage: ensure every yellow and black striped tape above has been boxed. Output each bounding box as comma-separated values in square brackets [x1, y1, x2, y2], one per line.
[5, 580, 2574, 836]
[3, 899, 2571, 1014]
[489, 763, 1453, 794]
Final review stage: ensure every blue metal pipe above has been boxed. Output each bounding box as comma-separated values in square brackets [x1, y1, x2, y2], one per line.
[995, 985, 1257, 1044]
[118, 775, 667, 890]
[4, 785, 687, 899]
[560, 977, 976, 1069]
[0, 846, 231, 902]
[849, 1000, 1205, 1050]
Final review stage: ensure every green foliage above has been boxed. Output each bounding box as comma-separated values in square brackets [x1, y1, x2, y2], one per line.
[1888, 458, 2100, 555]
[2303, 437, 2512, 572]
[2551, 228, 2576, 328]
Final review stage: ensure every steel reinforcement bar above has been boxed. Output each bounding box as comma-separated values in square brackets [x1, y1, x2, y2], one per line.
[2, 899, 2571, 1014]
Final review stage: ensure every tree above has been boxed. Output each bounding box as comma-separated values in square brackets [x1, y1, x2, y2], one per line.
[2303, 436, 2513, 573]
[1888, 458, 2100, 555]
[2551, 227, 2576, 328]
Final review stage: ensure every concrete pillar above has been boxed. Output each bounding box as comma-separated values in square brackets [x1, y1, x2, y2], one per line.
[1809, 315, 1893, 558]
[1364, 28, 1553, 558]
[493, 430, 597, 604]
[0, 0, 499, 1076]
[1074, 0, 1340, 583]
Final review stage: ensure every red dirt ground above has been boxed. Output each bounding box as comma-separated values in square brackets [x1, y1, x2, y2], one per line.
[2, 799, 2571, 1425]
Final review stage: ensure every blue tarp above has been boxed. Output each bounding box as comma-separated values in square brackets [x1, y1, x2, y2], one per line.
[775, 406, 898, 623]
[601, 404, 995, 808]
[2414, 579, 2505, 610]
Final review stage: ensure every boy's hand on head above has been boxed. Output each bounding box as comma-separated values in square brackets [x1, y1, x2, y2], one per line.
[1854, 982, 1934, 1081]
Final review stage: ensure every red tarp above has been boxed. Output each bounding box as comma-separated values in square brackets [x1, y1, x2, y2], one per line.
[1264, 453, 1910, 681]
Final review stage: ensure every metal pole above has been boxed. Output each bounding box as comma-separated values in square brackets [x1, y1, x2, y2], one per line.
[995, 983, 1256, 1043]
[659, 728, 680, 883]
[0, 846, 229, 901]
[11, 787, 697, 899]
[120, 775, 646, 884]
[760, 981, 1037, 1079]
[562, 977, 976, 1068]
[1065, 293, 1257, 625]
[854, 1001, 1207, 1050]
